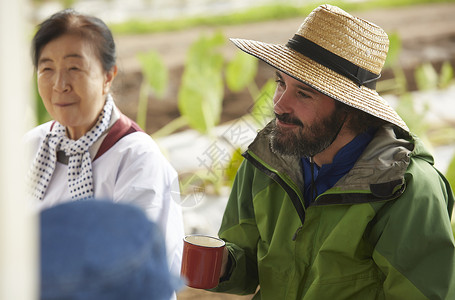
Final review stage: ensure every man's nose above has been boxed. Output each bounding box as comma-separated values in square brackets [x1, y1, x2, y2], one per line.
[273, 89, 293, 115]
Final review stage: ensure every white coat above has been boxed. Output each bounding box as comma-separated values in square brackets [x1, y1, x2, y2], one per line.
[24, 106, 184, 282]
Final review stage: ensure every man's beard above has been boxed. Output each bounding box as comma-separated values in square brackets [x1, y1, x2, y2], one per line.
[270, 109, 346, 158]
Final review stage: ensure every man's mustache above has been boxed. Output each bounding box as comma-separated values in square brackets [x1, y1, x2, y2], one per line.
[275, 113, 304, 127]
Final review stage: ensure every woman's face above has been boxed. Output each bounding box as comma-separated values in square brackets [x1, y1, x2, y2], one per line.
[36, 34, 116, 140]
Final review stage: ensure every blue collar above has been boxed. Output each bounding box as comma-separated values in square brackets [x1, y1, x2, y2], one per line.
[301, 128, 376, 207]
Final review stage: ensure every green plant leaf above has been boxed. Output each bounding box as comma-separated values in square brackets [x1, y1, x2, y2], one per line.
[383, 32, 401, 69]
[395, 93, 429, 137]
[225, 50, 258, 92]
[224, 147, 244, 187]
[446, 151, 455, 192]
[137, 50, 168, 99]
[185, 31, 225, 65]
[136, 81, 149, 130]
[178, 69, 224, 133]
[447, 153, 455, 238]
[439, 61, 454, 89]
[178, 32, 226, 134]
[249, 78, 276, 127]
[415, 63, 439, 91]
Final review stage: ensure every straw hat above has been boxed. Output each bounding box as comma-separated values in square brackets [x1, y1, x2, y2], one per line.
[231, 4, 409, 132]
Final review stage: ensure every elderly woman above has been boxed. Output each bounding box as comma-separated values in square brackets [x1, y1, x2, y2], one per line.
[24, 9, 184, 281]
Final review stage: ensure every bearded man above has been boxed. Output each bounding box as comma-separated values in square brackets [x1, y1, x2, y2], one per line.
[209, 4, 455, 300]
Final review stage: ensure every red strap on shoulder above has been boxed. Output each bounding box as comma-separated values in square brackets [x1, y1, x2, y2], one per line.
[50, 121, 56, 131]
[93, 113, 144, 161]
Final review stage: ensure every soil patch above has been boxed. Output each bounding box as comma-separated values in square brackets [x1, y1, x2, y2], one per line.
[112, 3, 455, 136]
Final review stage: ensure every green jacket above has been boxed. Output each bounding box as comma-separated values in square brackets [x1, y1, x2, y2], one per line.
[212, 123, 455, 299]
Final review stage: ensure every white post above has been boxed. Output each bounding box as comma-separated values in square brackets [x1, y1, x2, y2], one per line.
[0, 0, 38, 299]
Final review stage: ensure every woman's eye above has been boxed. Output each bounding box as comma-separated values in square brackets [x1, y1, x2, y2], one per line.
[39, 67, 52, 74]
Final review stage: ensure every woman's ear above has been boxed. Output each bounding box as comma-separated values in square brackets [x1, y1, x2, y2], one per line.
[103, 65, 118, 94]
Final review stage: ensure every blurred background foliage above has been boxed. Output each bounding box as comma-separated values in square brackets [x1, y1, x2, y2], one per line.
[31, 0, 455, 35]
[134, 30, 455, 196]
[108, 0, 454, 35]
[30, 0, 455, 230]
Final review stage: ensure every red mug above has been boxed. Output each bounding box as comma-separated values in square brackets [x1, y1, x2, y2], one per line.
[180, 234, 226, 289]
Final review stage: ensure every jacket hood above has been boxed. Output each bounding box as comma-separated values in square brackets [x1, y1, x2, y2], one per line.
[246, 121, 434, 203]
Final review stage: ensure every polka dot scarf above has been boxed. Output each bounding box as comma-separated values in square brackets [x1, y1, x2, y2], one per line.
[28, 95, 114, 201]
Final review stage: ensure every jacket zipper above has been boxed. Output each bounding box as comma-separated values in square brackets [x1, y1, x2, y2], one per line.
[243, 151, 306, 240]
